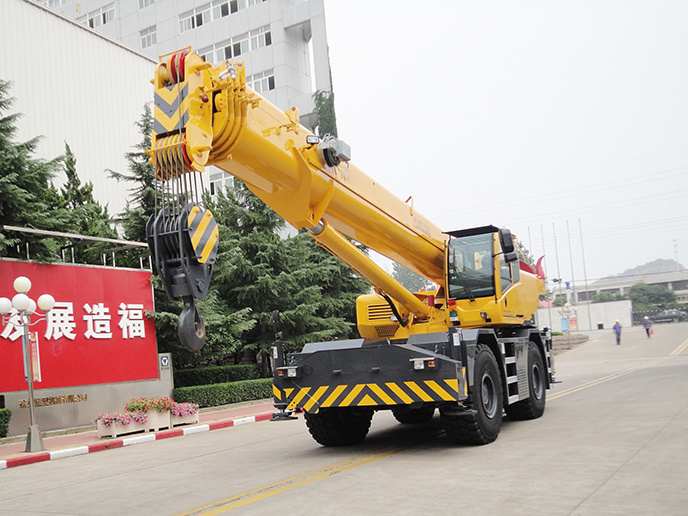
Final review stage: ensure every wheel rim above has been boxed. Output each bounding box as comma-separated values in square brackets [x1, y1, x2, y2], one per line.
[532, 363, 544, 400]
[481, 372, 498, 418]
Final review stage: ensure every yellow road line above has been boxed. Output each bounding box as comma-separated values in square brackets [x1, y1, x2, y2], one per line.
[185, 341, 688, 515]
[669, 338, 688, 357]
[177, 447, 409, 515]
[550, 341, 688, 401]
[548, 359, 663, 400]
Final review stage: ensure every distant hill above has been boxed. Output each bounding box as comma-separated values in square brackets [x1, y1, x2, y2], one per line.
[597, 259, 684, 283]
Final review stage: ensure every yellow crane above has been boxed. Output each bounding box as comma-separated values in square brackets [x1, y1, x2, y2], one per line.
[147, 48, 553, 445]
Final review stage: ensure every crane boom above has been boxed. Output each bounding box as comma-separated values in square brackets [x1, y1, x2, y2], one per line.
[151, 50, 446, 286]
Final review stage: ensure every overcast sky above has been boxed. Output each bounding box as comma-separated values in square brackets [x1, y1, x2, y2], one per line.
[322, 0, 688, 286]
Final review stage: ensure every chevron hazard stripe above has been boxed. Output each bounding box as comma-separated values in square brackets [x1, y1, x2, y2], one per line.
[274, 380, 461, 413]
[154, 84, 189, 134]
[186, 205, 219, 264]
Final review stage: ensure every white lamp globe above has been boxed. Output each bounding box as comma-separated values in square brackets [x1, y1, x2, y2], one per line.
[12, 293, 31, 312]
[13, 276, 31, 294]
[0, 297, 11, 315]
[37, 294, 55, 312]
[26, 299, 37, 315]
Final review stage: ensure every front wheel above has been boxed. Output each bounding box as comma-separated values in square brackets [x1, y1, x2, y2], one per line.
[441, 344, 503, 445]
[505, 342, 546, 420]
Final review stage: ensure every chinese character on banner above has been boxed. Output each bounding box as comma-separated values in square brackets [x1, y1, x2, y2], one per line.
[118, 303, 146, 338]
[83, 303, 113, 339]
[0, 309, 23, 341]
[45, 302, 77, 340]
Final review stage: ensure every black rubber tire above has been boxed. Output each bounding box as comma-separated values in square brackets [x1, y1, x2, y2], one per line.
[304, 408, 374, 446]
[392, 405, 435, 424]
[441, 344, 503, 445]
[505, 342, 546, 420]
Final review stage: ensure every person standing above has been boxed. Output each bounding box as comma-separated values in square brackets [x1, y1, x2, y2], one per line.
[613, 320, 622, 345]
[643, 316, 653, 338]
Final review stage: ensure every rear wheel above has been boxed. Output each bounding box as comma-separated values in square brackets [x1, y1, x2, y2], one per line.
[505, 342, 546, 420]
[304, 408, 373, 446]
[441, 344, 503, 445]
[392, 405, 435, 424]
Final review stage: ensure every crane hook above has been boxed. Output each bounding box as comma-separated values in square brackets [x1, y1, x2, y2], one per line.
[178, 296, 206, 352]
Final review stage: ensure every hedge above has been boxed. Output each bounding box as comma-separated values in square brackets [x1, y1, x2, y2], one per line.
[174, 364, 261, 388]
[0, 408, 12, 438]
[172, 378, 273, 408]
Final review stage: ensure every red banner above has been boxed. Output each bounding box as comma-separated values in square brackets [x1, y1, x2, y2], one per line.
[0, 261, 158, 392]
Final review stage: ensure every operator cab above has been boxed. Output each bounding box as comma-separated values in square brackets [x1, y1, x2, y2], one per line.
[444, 225, 521, 326]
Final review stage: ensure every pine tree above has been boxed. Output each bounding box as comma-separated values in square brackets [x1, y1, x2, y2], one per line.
[58, 142, 117, 264]
[208, 182, 368, 375]
[108, 103, 157, 246]
[392, 261, 430, 292]
[0, 79, 70, 260]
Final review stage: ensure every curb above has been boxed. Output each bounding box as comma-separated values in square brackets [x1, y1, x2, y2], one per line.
[0, 412, 274, 470]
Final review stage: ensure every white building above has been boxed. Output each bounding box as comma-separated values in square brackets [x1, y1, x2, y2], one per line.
[3, 0, 330, 216]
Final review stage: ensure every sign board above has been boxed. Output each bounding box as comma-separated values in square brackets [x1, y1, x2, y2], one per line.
[0, 261, 157, 392]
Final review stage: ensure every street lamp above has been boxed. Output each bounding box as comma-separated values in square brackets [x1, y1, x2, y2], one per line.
[0, 276, 55, 452]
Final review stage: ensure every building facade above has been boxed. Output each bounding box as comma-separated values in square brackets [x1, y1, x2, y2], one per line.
[9, 0, 330, 211]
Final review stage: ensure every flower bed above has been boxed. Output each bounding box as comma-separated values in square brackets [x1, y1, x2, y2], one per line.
[94, 411, 148, 438]
[171, 403, 200, 426]
[94, 398, 200, 438]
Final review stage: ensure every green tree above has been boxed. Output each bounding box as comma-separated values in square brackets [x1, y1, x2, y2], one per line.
[392, 262, 429, 292]
[56, 142, 117, 264]
[628, 283, 675, 311]
[592, 291, 625, 303]
[0, 79, 69, 260]
[108, 103, 157, 249]
[208, 182, 368, 375]
[312, 90, 338, 138]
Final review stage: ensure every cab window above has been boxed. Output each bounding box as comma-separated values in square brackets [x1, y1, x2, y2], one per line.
[447, 234, 495, 300]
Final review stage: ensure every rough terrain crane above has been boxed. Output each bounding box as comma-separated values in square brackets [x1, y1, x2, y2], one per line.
[147, 48, 553, 446]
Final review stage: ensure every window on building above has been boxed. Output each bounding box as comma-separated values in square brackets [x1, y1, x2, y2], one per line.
[213, 33, 249, 62]
[198, 46, 214, 63]
[248, 70, 275, 93]
[46, 0, 69, 7]
[88, 4, 115, 28]
[139, 0, 155, 8]
[208, 171, 234, 198]
[141, 26, 157, 49]
[212, 0, 234, 18]
[180, 4, 211, 33]
[250, 25, 272, 50]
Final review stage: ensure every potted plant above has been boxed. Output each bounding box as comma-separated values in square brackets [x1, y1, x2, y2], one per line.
[94, 411, 148, 438]
[170, 402, 200, 426]
[125, 396, 174, 431]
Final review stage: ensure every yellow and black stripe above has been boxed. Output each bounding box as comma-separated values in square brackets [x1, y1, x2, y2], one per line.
[274, 375, 467, 413]
[154, 83, 189, 136]
[186, 205, 219, 264]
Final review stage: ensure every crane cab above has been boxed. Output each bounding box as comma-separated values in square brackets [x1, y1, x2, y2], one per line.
[445, 225, 543, 329]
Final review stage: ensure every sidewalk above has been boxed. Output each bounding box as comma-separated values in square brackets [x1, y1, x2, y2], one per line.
[0, 399, 279, 470]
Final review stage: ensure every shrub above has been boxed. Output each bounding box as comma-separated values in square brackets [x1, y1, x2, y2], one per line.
[173, 378, 273, 408]
[174, 364, 261, 388]
[0, 408, 11, 438]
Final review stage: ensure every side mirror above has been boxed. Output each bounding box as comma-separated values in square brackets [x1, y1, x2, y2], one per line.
[499, 228, 515, 254]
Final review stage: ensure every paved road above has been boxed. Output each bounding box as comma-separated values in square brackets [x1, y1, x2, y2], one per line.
[1, 323, 687, 515]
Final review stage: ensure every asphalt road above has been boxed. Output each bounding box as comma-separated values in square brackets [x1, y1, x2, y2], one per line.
[1, 323, 687, 516]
